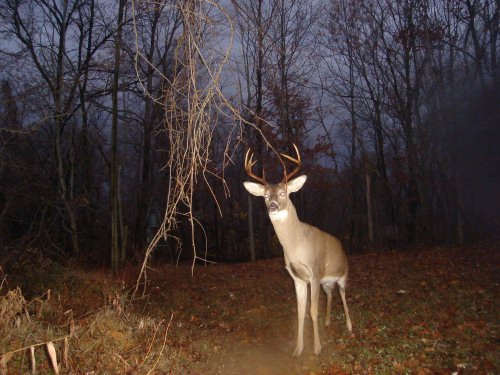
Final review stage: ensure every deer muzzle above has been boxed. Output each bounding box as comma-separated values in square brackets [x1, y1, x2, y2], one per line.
[268, 202, 279, 213]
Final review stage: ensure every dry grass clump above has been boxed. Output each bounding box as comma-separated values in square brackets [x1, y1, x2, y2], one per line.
[0, 262, 186, 374]
[68, 307, 177, 373]
[0, 282, 69, 374]
[1, 247, 65, 292]
[0, 286, 28, 330]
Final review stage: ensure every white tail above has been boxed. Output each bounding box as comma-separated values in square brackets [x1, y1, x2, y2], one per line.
[243, 145, 353, 356]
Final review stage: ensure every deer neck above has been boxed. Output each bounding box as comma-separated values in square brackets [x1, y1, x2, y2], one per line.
[269, 201, 303, 249]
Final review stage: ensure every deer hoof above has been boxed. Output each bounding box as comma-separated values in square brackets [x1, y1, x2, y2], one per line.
[292, 346, 303, 357]
[314, 344, 322, 355]
[347, 320, 353, 333]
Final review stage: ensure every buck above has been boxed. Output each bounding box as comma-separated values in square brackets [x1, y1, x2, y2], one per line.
[243, 145, 353, 356]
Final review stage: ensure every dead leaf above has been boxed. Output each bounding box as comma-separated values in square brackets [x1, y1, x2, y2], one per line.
[70, 319, 75, 337]
[46, 342, 59, 375]
[0, 352, 13, 374]
[30, 346, 36, 374]
[393, 361, 404, 372]
[63, 337, 69, 367]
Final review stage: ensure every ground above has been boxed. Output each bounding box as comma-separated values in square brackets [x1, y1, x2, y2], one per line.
[0, 243, 498, 374]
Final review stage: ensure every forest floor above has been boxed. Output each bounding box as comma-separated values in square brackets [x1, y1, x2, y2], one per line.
[0, 242, 498, 374]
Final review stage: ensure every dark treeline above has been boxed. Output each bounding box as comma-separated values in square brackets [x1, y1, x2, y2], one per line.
[0, 0, 499, 267]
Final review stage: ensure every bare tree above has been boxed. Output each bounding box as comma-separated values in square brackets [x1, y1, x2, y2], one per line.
[1, 0, 114, 253]
[128, 1, 182, 250]
[110, 0, 127, 269]
[232, 0, 277, 260]
[267, 0, 316, 148]
[134, 0, 235, 294]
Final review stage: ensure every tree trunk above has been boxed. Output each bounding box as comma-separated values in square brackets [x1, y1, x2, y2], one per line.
[54, 0, 79, 253]
[135, 7, 161, 249]
[255, 0, 268, 259]
[365, 170, 374, 244]
[248, 195, 256, 262]
[111, 0, 126, 270]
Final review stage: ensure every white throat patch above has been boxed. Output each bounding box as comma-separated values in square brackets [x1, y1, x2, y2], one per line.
[269, 210, 289, 221]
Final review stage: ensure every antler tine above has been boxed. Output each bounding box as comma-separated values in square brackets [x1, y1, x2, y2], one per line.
[281, 143, 302, 183]
[244, 148, 268, 185]
[244, 148, 256, 169]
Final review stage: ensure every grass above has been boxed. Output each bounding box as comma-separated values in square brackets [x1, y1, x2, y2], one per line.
[0, 243, 498, 374]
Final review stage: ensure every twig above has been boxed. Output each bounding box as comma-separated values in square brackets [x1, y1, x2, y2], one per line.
[0, 335, 70, 357]
[146, 313, 174, 375]
[140, 318, 165, 366]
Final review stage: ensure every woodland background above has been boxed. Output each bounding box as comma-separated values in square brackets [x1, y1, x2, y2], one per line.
[1, 0, 499, 269]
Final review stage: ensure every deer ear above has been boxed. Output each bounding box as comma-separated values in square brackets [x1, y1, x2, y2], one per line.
[287, 175, 307, 193]
[243, 181, 266, 197]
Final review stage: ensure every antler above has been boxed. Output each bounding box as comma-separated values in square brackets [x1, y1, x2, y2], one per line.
[244, 148, 268, 185]
[281, 143, 301, 183]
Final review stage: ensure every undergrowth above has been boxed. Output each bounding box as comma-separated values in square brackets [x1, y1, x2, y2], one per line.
[0, 243, 498, 374]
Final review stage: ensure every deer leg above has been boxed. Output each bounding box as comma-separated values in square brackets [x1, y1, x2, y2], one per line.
[338, 285, 353, 333]
[310, 280, 322, 355]
[322, 282, 333, 327]
[293, 279, 307, 357]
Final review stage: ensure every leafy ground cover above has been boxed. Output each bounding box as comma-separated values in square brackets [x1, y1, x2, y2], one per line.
[1, 243, 498, 374]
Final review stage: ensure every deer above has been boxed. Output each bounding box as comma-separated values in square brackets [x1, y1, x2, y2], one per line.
[243, 144, 353, 357]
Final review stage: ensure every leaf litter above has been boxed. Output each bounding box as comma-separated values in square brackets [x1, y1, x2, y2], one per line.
[0, 243, 498, 374]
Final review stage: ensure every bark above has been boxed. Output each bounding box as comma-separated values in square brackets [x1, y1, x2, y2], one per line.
[247, 195, 256, 262]
[135, 6, 161, 249]
[53, 0, 80, 253]
[365, 170, 374, 244]
[111, 0, 126, 270]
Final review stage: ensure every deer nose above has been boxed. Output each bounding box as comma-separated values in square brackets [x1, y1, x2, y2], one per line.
[269, 202, 279, 212]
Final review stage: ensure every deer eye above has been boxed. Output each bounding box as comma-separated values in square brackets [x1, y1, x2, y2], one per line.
[264, 193, 269, 198]
[279, 191, 285, 197]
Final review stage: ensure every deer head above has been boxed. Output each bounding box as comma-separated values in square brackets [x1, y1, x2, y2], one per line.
[243, 144, 307, 220]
